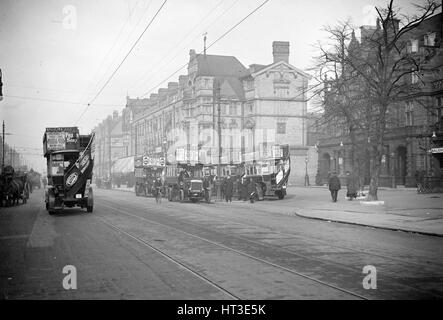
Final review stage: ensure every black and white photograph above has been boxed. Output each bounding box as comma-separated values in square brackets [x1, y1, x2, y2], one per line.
[1, 0, 443, 305]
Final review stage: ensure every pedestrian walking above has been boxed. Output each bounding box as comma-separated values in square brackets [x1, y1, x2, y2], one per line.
[328, 171, 341, 202]
[225, 176, 233, 202]
[203, 176, 211, 202]
[241, 176, 248, 201]
[220, 177, 226, 200]
[345, 171, 358, 200]
[42, 177, 47, 189]
[154, 177, 163, 204]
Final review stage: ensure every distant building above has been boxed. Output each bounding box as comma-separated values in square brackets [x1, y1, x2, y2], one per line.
[126, 41, 311, 185]
[0, 136, 23, 172]
[92, 111, 127, 180]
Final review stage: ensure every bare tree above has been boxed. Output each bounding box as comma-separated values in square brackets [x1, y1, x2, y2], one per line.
[312, 0, 441, 200]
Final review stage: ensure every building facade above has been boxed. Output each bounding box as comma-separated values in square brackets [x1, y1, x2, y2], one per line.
[313, 13, 443, 188]
[126, 41, 311, 185]
[92, 111, 127, 180]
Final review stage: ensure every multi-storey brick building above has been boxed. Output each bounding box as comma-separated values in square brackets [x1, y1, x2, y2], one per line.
[313, 12, 443, 188]
[126, 42, 312, 185]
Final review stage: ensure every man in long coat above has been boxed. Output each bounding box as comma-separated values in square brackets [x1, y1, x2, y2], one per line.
[225, 176, 234, 202]
[328, 171, 341, 202]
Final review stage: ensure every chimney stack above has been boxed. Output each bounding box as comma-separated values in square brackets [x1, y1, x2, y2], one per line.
[272, 41, 290, 64]
[167, 82, 179, 91]
[178, 75, 188, 87]
[189, 49, 197, 62]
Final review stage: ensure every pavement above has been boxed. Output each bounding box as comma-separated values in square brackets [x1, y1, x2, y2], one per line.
[287, 186, 443, 237]
[103, 183, 443, 237]
[108, 185, 134, 193]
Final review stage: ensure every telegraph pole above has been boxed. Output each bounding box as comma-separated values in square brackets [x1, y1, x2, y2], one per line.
[0, 68, 3, 101]
[216, 80, 222, 199]
[216, 81, 222, 185]
[1, 121, 4, 169]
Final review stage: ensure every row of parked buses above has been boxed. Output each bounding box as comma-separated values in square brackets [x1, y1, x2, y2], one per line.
[134, 144, 291, 203]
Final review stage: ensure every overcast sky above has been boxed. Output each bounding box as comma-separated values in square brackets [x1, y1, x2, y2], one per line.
[0, 0, 425, 172]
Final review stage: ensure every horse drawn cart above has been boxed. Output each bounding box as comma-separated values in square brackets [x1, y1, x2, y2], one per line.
[0, 165, 30, 207]
[43, 127, 95, 214]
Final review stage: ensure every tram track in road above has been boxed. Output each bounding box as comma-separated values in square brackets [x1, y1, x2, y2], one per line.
[103, 191, 443, 277]
[212, 203, 443, 275]
[97, 193, 443, 299]
[99, 201, 443, 299]
[209, 199, 443, 274]
[211, 200, 443, 272]
[98, 202, 373, 299]
[98, 217, 241, 300]
[97, 208, 368, 299]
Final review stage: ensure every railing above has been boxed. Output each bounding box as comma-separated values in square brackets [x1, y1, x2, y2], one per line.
[418, 176, 443, 193]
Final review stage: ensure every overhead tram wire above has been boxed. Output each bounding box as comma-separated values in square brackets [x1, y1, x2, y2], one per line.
[66, 0, 149, 124]
[131, 0, 242, 94]
[129, 0, 241, 93]
[75, 0, 164, 125]
[141, 0, 270, 98]
[139, 60, 322, 108]
[140, 0, 270, 98]
[139, 0, 269, 98]
[92, 0, 153, 96]
[75, 0, 147, 106]
[74, 0, 168, 125]
[3, 94, 122, 107]
[128, 0, 227, 92]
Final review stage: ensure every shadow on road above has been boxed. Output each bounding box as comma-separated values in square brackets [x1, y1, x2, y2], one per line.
[49, 208, 89, 217]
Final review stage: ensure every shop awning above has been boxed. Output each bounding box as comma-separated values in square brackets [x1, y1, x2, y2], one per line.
[112, 156, 134, 173]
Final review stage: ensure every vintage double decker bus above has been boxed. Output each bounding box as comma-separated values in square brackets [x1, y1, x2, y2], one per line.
[243, 144, 290, 200]
[134, 155, 165, 197]
[164, 148, 209, 203]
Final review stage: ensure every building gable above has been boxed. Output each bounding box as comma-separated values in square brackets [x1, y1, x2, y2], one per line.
[251, 60, 311, 80]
